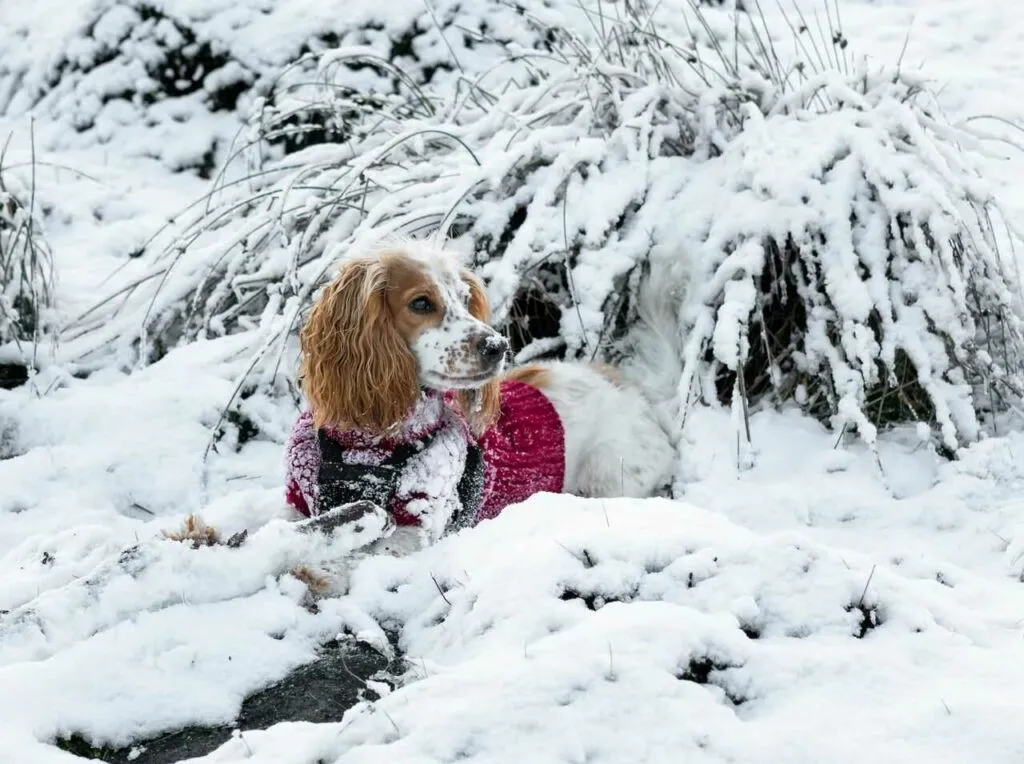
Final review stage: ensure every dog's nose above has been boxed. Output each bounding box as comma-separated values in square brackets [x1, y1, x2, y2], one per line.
[476, 334, 508, 365]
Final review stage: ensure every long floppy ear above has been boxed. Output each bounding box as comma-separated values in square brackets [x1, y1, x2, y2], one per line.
[299, 258, 419, 433]
[456, 270, 502, 436]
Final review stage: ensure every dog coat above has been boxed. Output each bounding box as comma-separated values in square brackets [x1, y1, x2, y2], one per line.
[284, 381, 565, 535]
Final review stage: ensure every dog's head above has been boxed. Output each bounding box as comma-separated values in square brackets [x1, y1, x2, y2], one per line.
[299, 243, 507, 435]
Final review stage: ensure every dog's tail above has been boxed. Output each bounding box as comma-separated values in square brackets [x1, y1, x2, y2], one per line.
[619, 245, 692, 419]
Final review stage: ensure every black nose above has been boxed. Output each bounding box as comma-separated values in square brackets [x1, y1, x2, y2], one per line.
[476, 334, 508, 364]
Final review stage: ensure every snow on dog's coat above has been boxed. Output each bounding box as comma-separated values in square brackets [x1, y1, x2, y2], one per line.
[285, 241, 675, 549]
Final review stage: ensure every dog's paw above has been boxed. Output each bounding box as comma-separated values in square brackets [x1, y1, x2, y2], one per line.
[363, 525, 427, 558]
[297, 500, 394, 551]
[287, 563, 351, 608]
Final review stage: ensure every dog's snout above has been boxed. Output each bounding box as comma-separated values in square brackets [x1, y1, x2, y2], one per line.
[476, 334, 508, 365]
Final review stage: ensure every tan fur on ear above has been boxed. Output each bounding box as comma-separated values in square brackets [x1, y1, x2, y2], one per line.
[456, 383, 502, 436]
[456, 270, 502, 435]
[299, 257, 419, 433]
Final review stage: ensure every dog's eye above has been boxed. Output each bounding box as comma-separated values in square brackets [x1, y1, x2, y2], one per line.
[408, 296, 436, 314]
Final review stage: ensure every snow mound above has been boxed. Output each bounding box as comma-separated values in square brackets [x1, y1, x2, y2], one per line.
[0, 496, 385, 752]
[3, 327, 1024, 761]
[7, 490, 1019, 762]
[211, 496, 1024, 763]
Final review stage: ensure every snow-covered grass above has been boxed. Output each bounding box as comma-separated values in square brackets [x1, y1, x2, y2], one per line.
[0, 139, 55, 362]
[4, 0, 1024, 762]
[53, 0, 1024, 454]
[0, 0, 565, 175]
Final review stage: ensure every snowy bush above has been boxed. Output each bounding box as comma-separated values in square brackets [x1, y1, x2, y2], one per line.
[0, 0, 558, 176]
[7, 492, 1016, 760]
[0, 152, 55, 361]
[63, 1, 757, 366]
[2, 1, 252, 176]
[669, 87, 1024, 454]
[252, 0, 561, 158]
[67, 0, 1024, 451]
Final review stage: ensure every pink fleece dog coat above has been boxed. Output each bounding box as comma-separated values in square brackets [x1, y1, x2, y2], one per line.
[285, 380, 565, 532]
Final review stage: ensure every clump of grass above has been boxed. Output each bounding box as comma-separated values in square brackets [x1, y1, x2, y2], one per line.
[163, 514, 221, 548]
[0, 132, 55, 371]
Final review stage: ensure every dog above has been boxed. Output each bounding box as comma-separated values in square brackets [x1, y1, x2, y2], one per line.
[284, 240, 676, 552]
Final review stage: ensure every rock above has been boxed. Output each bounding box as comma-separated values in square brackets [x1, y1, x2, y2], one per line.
[0, 363, 28, 390]
[55, 638, 399, 763]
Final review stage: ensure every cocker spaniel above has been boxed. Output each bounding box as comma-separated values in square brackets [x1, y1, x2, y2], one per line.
[285, 240, 675, 552]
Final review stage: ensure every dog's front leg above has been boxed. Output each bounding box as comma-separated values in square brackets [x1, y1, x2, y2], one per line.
[391, 421, 470, 544]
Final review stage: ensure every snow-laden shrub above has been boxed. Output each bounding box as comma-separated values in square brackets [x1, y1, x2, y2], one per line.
[253, 1, 562, 158]
[64, 1, 755, 364]
[0, 0, 557, 176]
[670, 91, 1024, 453]
[0, 152, 55, 360]
[2, 1, 253, 176]
[67, 0, 1024, 451]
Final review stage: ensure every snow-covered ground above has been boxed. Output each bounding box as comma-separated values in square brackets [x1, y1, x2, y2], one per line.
[4, 0, 1024, 762]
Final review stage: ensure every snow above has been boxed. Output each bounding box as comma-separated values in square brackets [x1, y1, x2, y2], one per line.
[5, 0, 1024, 762]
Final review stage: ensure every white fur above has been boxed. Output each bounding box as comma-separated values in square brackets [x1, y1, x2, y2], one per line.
[527, 363, 676, 499]
[399, 241, 509, 389]
[617, 245, 692, 408]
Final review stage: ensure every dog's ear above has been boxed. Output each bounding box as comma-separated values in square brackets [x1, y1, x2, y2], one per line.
[456, 270, 502, 435]
[299, 258, 419, 433]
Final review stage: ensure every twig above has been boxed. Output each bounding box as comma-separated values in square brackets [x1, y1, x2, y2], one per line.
[857, 565, 876, 609]
[430, 572, 452, 606]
